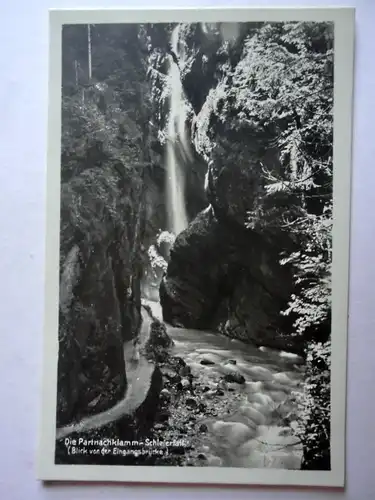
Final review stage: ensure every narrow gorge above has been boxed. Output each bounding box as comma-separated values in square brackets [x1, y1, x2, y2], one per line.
[56, 20, 333, 471]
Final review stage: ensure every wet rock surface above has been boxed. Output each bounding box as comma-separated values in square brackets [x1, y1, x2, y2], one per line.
[144, 301, 304, 469]
[56, 301, 304, 469]
[160, 206, 300, 353]
[57, 165, 146, 427]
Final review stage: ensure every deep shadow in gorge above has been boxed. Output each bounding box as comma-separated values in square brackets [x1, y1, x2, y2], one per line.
[56, 20, 333, 471]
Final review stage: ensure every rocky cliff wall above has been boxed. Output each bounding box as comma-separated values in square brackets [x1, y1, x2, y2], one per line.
[56, 164, 143, 426]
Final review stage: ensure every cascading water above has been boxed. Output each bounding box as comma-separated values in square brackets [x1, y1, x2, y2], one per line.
[165, 25, 190, 236]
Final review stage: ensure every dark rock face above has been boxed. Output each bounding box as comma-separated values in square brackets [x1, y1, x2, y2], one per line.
[148, 319, 173, 349]
[56, 165, 143, 427]
[206, 153, 263, 227]
[161, 32, 309, 350]
[223, 373, 246, 385]
[55, 365, 164, 466]
[160, 200, 298, 351]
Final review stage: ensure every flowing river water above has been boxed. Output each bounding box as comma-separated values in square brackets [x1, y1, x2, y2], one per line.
[142, 24, 306, 469]
[146, 299, 305, 469]
[56, 298, 305, 470]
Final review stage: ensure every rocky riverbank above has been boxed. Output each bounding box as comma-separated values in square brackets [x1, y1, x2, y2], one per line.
[55, 300, 304, 469]
[145, 301, 304, 469]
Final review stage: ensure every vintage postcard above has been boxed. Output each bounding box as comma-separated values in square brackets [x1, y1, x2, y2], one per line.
[38, 7, 354, 487]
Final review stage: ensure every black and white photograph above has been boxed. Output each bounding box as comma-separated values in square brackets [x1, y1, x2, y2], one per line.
[38, 7, 354, 487]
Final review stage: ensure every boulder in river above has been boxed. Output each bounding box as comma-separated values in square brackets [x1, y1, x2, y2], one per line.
[148, 319, 173, 348]
[186, 397, 198, 409]
[200, 358, 216, 366]
[199, 423, 208, 433]
[224, 373, 246, 385]
[160, 203, 299, 352]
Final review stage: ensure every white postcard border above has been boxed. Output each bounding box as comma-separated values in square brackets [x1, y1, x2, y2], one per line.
[37, 6, 355, 487]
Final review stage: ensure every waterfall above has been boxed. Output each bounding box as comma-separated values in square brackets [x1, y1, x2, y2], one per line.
[165, 25, 190, 236]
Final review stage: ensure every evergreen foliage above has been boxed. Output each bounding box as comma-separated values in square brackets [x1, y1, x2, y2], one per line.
[180, 21, 333, 470]
[62, 21, 334, 470]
